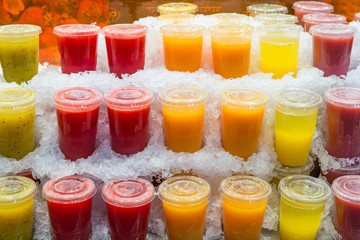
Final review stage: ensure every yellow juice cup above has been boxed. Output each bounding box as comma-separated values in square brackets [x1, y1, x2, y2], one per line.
[0, 176, 37, 240]
[220, 175, 271, 240]
[258, 25, 302, 79]
[247, 4, 288, 17]
[159, 175, 211, 240]
[274, 88, 322, 167]
[221, 88, 267, 159]
[158, 3, 198, 16]
[159, 86, 207, 153]
[254, 14, 298, 25]
[279, 175, 330, 240]
[210, 24, 253, 79]
[0, 87, 36, 160]
[161, 24, 204, 72]
[210, 13, 248, 24]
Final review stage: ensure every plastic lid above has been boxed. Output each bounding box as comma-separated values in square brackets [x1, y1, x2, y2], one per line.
[0, 176, 36, 205]
[42, 176, 96, 204]
[255, 14, 298, 24]
[161, 24, 205, 38]
[158, 86, 207, 107]
[292, 1, 334, 13]
[54, 87, 102, 110]
[355, 12, 360, 21]
[303, 13, 347, 25]
[310, 24, 355, 38]
[209, 24, 253, 37]
[159, 176, 210, 206]
[332, 175, 360, 204]
[247, 4, 288, 14]
[257, 24, 302, 34]
[220, 176, 271, 201]
[325, 87, 360, 108]
[102, 24, 147, 39]
[221, 88, 267, 109]
[210, 13, 248, 23]
[0, 87, 35, 110]
[279, 175, 331, 205]
[275, 158, 315, 177]
[105, 88, 153, 108]
[53, 24, 101, 36]
[274, 88, 322, 112]
[0, 24, 41, 37]
[158, 3, 198, 14]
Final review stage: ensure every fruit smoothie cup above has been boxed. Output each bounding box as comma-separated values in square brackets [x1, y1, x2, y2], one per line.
[220, 176, 271, 240]
[274, 88, 322, 167]
[161, 24, 205, 72]
[254, 13, 298, 25]
[210, 13, 248, 24]
[102, 178, 155, 240]
[159, 86, 207, 153]
[159, 176, 211, 240]
[0, 87, 36, 160]
[157, 3, 198, 16]
[54, 87, 102, 161]
[322, 163, 360, 184]
[221, 88, 267, 159]
[279, 175, 330, 240]
[209, 24, 253, 79]
[246, 4, 288, 17]
[0, 24, 41, 84]
[105, 88, 153, 155]
[54, 24, 101, 74]
[102, 24, 147, 78]
[303, 13, 347, 32]
[292, 1, 334, 26]
[258, 24, 302, 79]
[355, 13, 360, 22]
[0, 176, 36, 240]
[310, 24, 355, 77]
[42, 176, 96, 240]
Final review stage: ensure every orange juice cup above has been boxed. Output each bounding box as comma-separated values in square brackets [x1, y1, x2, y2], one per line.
[220, 175, 272, 240]
[210, 24, 253, 79]
[161, 25, 204, 72]
[159, 176, 211, 240]
[221, 89, 267, 159]
[159, 86, 207, 153]
[157, 3, 198, 16]
[247, 4, 288, 17]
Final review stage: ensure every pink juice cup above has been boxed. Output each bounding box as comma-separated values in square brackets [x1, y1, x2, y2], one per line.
[303, 13, 347, 32]
[292, 1, 334, 26]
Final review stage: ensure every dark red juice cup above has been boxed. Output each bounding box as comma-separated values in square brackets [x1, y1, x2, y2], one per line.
[105, 88, 153, 155]
[310, 24, 355, 77]
[42, 176, 96, 240]
[102, 24, 147, 78]
[102, 178, 155, 240]
[54, 24, 101, 74]
[303, 13, 347, 32]
[321, 163, 360, 184]
[292, 1, 334, 26]
[54, 87, 102, 161]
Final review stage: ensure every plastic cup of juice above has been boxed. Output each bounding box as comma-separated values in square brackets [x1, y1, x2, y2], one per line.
[105, 88, 153, 155]
[220, 175, 271, 240]
[158, 14, 196, 24]
[159, 86, 207, 153]
[102, 24, 147, 78]
[257, 24, 302, 79]
[0, 176, 36, 240]
[292, 1, 334, 26]
[303, 13, 347, 32]
[246, 4, 288, 17]
[355, 13, 360, 22]
[0, 87, 36, 160]
[274, 88, 322, 167]
[53, 24, 101, 74]
[221, 88, 267, 159]
[310, 24, 355, 77]
[332, 175, 360, 240]
[279, 175, 331, 240]
[102, 178, 155, 240]
[322, 162, 360, 184]
[161, 24, 205, 72]
[157, 3, 198, 16]
[42, 176, 96, 240]
[254, 14, 298, 25]
[0, 24, 41, 84]
[159, 175, 211, 240]
[325, 87, 360, 159]
[210, 13, 248, 23]
[54, 87, 102, 161]
[209, 24, 253, 79]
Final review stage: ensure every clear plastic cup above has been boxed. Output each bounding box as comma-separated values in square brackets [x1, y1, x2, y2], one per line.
[159, 176, 211, 240]
[0, 176, 36, 240]
[257, 24, 302, 79]
[161, 24, 205, 72]
[105, 88, 153, 155]
[355, 12, 360, 22]
[53, 24, 101, 74]
[209, 24, 253, 78]
[303, 13, 347, 32]
[279, 175, 331, 240]
[159, 86, 207, 153]
[42, 176, 96, 240]
[157, 3, 198, 16]
[322, 162, 360, 184]
[274, 88, 322, 167]
[255, 13, 298, 25]
[292, 1, 334, 26]
[0, 24, 41, 84]
[221, 88, 267, 159]
[158, 13, 196, 24]
[310, 24, 355, 77]
[220, 176, 271, 240]
[210, 13, 248, 23]
[247, 4, 288, 17]
[102, 178, 155, 240]
[0, 87, 36, 160]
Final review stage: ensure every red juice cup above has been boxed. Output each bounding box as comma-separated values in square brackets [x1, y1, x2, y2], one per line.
[321, 162, 360, 184]
[102, 24, 147, 78]
[42, 176, 96, 240]
[54, 24, 101, 74]
[54, 87, 102, 161]
[332, 175, 360, 240]
[102, 178, 155, 240]
[303, 13, 347, 32]
[310, 24, 355, 77]
[105, 88, 153, 155]
[292, 1, 334, 26]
